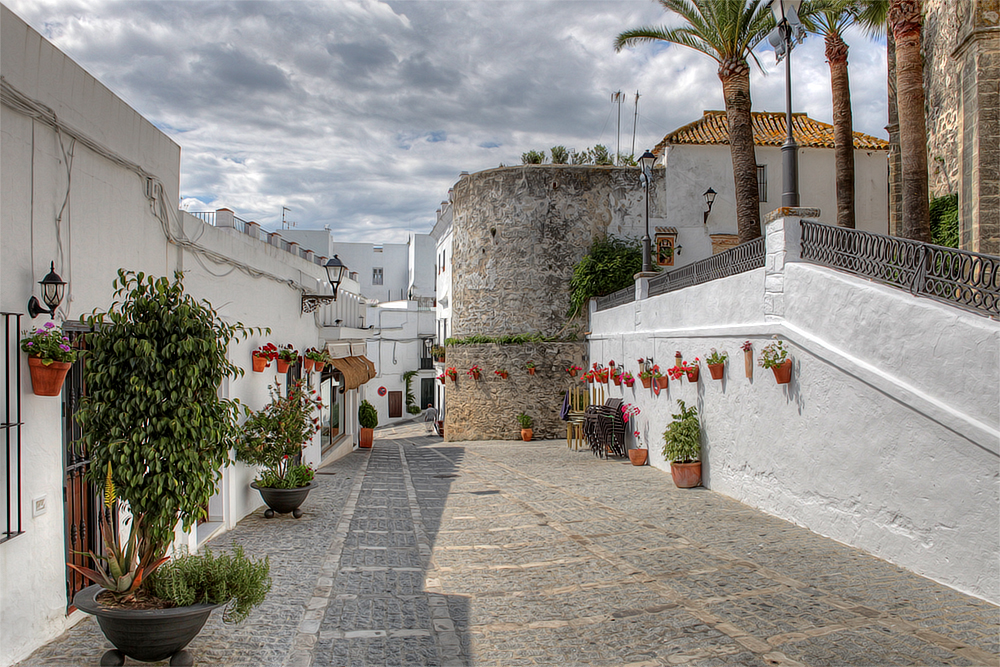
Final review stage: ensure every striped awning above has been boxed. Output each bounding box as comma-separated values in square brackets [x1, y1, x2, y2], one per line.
[324, 352, 376, 390]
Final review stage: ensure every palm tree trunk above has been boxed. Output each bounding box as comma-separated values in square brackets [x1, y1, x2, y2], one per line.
[886, 30, 902, 236]
[719, 59, 761, 243]
[890, 0, 930, 242]
[826, 32, 855, 229]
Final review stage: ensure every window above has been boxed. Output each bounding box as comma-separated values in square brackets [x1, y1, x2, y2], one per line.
[757, 164, 768, 203]
[372, 267, 383, 285]
[656, 237, 675, 267]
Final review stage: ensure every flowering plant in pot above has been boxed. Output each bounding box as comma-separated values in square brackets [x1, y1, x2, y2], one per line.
[638, 364, 660, 389]
[467, 364, 483, 380]
[611, 367, 623, 386]
[705, 349, 728, 380]
[494, 368, 509, 379]
[235, 380, 322, 518]
[742, 340, 754, 378]
[620, 371, 635, 388]
[303, 347, 328, 372]
[525, 360, 537, 375]
[20, 321, 78, 395]
[437, 372, 447, 384]
[358, 399, 379, 448]
[516, 412, 533, 441]
[621, 403, 646, 465]
[72, 270, 264, 664]
[662, 400, 701, 488]
[758, 339, 791, 384]
[445, 367, 458, 382]
[566, 364, 582, 377]
[275, 345, 298, 373]
[252, 343, 278, 372]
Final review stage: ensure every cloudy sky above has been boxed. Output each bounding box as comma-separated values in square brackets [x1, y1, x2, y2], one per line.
[9, 0, 887, 243]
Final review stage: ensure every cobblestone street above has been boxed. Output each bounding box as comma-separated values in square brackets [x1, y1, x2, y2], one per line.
[19, 424, 999, 666]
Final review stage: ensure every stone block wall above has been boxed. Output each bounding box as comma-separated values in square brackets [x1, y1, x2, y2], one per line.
[442, 342, 587, 442]
[449, 165, 654, 337]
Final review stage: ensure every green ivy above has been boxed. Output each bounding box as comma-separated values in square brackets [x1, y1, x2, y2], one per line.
[930, 193, 959, 248]
[567, 236, 647, 318]
[76, 270, 258, 564]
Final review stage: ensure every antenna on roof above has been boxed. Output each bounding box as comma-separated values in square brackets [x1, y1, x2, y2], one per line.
[281, 206, 296, 230]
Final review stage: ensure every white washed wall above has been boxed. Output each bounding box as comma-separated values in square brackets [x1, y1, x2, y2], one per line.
[588, 217, 999, 604]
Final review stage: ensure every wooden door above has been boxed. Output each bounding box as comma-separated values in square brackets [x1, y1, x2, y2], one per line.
[388, 391, 402, 418]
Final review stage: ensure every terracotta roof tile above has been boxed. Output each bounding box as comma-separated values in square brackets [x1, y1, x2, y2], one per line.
[654, 110, 888, 155]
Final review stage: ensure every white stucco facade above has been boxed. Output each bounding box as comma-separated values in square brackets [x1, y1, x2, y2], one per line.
[588, 214, 999, 604]
[431, 193, 455, 419]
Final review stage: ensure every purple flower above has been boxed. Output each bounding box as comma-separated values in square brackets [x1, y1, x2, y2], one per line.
[25, 341, 33, 347]
[60, 344, 71, 351]
[43, 322, 55, 329]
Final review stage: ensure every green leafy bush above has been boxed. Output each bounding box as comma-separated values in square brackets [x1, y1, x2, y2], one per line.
[521, 149, 545, 164]
[516, 413, 533, 429]
[930, 193, 959, 248]
[148, 545, 271, 624]
[359, 400, 379, 429]
[568, 236, 646, 318]
[550, 145, 569, 164]
[662, 400, 700, 463]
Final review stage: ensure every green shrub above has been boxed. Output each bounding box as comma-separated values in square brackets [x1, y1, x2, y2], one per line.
[516, 413, 533, 429]
[550, 146, 569, 164]
[930, 193, 959, 248]
[521, 150, 545, 164]
[568, 236, 646, 318]
[235, 381, 321, 488]
[662, 400, 700, 463]
[359, 400, 379, 429]
[148, 545, 271, 624]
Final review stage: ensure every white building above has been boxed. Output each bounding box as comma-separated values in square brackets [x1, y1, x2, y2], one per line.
[0, 8, 371, 664]
[649, 110, 889, 266]
[430, 190, 455, 420]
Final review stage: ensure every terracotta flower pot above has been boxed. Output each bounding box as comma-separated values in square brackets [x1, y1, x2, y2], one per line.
[686, 367, 699, 382]
[771, 359, 792, 384]
[520, 428, 533, 442]
[276, 359, 290, 373]
[628, 449, 648, 466]
[656, 376, 669, 389]
[708, 363, 725, 380]
[527, 368, 536, 375]
[568, 369, 578, 377]
[358, 427, 374, 448]
[641, 377, 652, 389]
[314, 361, 326, 372]
[303, 357, 315, 372]
[670, 461, 702, 488]
[27, 357, 71, 396]
[624, 380, 635, 388]
[613, 377, 621, 386]
[744, 350, 753, 379]
[252, 355, 268, 373]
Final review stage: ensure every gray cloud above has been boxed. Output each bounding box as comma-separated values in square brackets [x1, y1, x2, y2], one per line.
[9, 0, 889, 243]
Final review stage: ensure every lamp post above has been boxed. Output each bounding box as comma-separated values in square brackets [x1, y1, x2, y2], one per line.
[768, 0, 802, 208]
[639, 150, 656, 273]
[324, 254, 347, 300]
[702, 187, 717, 224]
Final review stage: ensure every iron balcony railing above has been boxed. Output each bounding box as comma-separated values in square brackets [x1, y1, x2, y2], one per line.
[800, 221, 998, 318]
[2, 312, 23, 544]
[189, 211, 326, 266]
[647, 236, 766, 299]
[595, 285, 636, 312]
[188, 211, 215, 225]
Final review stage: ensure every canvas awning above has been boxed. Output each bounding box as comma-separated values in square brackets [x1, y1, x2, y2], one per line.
[324, 351, 376, 390]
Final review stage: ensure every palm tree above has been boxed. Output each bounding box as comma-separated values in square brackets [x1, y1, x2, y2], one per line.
[616, 0, 773, 243]
[803, 0, 859, 229]
[888, 0, 929, 242]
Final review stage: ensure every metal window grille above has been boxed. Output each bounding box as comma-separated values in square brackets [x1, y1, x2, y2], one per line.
[800, 221, 999, 318]
[373, 268, 384, 285]
[757, 165, 767, 203]
[2, 313, 24, 544]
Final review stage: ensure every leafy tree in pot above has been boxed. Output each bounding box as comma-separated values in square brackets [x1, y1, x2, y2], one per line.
[662, 400, 701, 463]
[76, 270, 257, 595]
[359, 400, 379, 429]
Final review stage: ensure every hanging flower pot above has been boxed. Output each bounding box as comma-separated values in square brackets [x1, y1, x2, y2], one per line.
[655, 376, 669, 390]
[771, 359, 792, 384]
[527, 367, 536, 375]
[303, 357, 315, 373]
[252, 355, 269, 373]
[742, 342, 753, 379]
[314, 361, 326, 372]
[275, 359, 290, 373]
[27, 357, 71, 396]
[686, 367, 699, 382]
[640, 376, 652, 389]
[612, 376, 622, 386]
[708, 363, 725, 380]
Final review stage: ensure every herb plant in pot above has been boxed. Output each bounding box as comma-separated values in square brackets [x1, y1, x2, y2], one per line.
[20, 321, 78, 395]
[72, 270, 264, 664]
[662, 400, 702, 488]
[236, 380, 322, 518]
[358, 399, 378, 448]
[516, 412, 533, 441]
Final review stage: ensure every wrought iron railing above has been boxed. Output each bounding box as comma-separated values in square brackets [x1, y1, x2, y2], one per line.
[234, 215, 249, 235]
[1, 312, 23, 544]
[800, 221, 998, 318]
[648, 237, 766, 298]
[188, 211, 215, 225]
[595, 285, 636, 312]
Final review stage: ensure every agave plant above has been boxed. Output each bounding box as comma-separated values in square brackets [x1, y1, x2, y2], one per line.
[66, 463, 168, 600]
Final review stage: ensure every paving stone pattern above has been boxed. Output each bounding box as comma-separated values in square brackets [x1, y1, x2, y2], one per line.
[17, 424, 999, 666]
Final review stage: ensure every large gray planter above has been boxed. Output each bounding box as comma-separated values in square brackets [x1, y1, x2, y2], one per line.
[73, 584, 219, 665]
[251, 480, 315, 518]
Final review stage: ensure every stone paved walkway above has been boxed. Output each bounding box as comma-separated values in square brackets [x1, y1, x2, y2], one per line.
[17, 425, 999, 666]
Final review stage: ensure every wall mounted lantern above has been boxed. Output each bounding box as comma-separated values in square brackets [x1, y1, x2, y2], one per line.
[639, 150, 656, 273]
[28, 261, 66, 319]
[302, 254, 348, 313]
[703, 187, 717, 224]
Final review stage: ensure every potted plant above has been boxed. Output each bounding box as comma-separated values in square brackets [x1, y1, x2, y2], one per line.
[445, 367, 459, 383]
[72, 270, 262, 664]
[668, 359, 699, 383]
[662, 400, 701, 488]
[742, 340, 753, 379]
[516, 412, 533, 441]
[20, 321, 78, 395]
[431, 345, 446, 363]
[252, 343, 278, 372]
[235, 380, 322, 518]
[437, 372, 447, 384]
[611, 367, 622, 386]
[494, 368, 509, 379]
[758, 339, 792, 384]
[566, 364, 582, 377]
[638, 363, 660, 389]
[275, 345, 298, 373]
[621, 371, 635, 388]
[706, 348, 728, 380]
[303, 347, 326, 373]
[467, 364, 482, 380]
[525, 360, 537, 375]
[358, 399, 378, 448]
[621, 403, 646, 466]
[675, 350, 683, 368]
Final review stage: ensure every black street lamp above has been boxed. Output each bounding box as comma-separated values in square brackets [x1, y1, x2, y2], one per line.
[324, 255, 347, 300]
[768, 0, 803, 208]
[27, 261, 67, 319]
[703, 187, 717, 224]
[639, 150, 656, 273]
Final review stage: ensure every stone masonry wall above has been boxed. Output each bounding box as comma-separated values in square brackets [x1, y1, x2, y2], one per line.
[924, 0, 963, 198]
[450, 165, 655, 337]
[442, 342, 587, 442]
